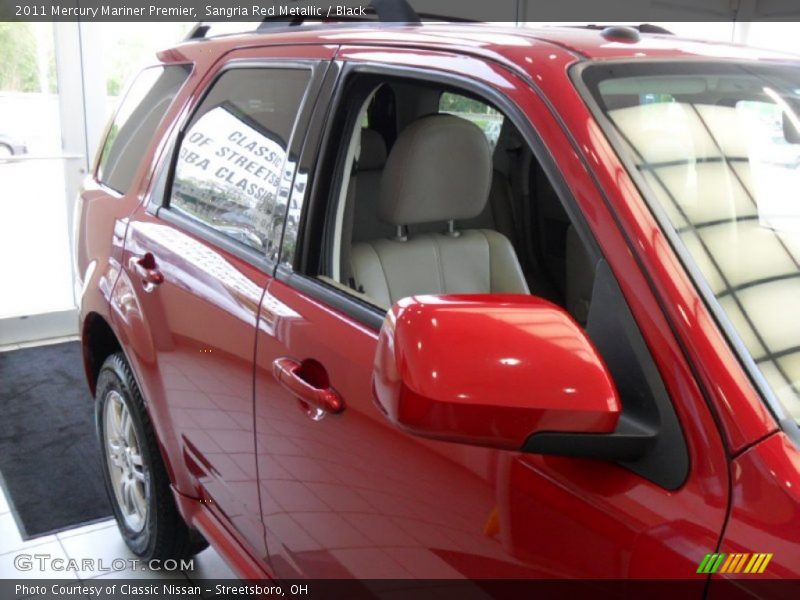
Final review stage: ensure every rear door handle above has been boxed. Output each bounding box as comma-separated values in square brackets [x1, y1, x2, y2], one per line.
[130, 252, 163, 290]
[272, 357, 344, 417]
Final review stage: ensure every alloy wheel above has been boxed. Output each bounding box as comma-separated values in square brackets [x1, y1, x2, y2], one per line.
[103, 390, 148, 532]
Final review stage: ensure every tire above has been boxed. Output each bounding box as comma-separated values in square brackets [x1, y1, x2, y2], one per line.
[95, 352, 208, 560]
[0, 144, 12, 158]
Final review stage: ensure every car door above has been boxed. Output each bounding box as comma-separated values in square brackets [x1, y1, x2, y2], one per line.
[253, 46, 731, 582]
[115, 46, 334, 562]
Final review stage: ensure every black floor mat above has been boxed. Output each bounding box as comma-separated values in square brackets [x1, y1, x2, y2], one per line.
[0, 341, 112, 539]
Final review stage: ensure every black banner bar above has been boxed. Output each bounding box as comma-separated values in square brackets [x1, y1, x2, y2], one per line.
[3, 579, 800, 599]
[3, 0, 800, 22]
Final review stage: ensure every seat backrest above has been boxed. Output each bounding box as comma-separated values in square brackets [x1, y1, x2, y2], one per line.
[350, 114, 528, 308]
[410, 168, 517, 243]
[470, 171, 518, 245]
[352, 229, 528, 308]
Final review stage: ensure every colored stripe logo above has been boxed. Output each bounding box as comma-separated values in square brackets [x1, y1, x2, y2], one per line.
[697, 553, 773, 574]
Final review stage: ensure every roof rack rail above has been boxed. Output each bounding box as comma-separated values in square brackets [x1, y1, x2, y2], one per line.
[574, 23, 674, 35]
[256, 0, 419, 32]
[637, 24, 674, 34]
[185, 23, 211, 40]
[184, 0, 432, 40]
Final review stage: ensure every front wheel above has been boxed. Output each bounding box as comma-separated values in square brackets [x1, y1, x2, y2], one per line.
[96, 353, 207, 560]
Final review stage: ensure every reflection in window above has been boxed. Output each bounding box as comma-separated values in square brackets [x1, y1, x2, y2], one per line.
[169, 68, 310, 253]
[592, 65, 800, 423]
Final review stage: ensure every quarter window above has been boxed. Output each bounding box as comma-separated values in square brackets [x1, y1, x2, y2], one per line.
[168, 68, 310, 253]
[98, 65, 190, 194]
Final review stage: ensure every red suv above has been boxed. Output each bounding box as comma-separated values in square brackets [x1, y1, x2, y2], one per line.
[75, 13, 800, 587]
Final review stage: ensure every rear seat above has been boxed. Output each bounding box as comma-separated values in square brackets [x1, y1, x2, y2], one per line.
[352, 129, 395, 243]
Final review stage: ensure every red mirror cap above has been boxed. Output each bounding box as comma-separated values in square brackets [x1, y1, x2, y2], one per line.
[373, 294, 621, 450]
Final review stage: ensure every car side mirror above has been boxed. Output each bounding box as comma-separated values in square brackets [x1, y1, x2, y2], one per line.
[372, 294, 623, 453]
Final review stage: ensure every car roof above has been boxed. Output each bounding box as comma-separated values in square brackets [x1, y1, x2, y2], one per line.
[163, 22, 800, 65]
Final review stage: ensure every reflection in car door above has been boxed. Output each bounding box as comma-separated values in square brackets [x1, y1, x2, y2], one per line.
[116, 47, 334, 563]
[253, 48, 732, 581]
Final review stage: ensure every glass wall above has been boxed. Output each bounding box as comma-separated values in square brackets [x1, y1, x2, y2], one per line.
[0, 22, 73, 320]
[0, 22, 190, 342]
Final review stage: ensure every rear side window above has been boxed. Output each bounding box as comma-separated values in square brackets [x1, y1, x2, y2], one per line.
[168, 67, 310, 253]
[97, 65, 190, 194]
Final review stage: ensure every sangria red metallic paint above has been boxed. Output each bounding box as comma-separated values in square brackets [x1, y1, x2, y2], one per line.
[74, 22, 800, 587]
[373, 294, 621, 448]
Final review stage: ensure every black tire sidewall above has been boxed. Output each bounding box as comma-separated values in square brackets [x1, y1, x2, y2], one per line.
[95, 356, 158, 557]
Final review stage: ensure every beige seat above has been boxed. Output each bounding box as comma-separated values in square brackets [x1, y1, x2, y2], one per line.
[352, 129, 396, 243]
[350, 114, 529, 308]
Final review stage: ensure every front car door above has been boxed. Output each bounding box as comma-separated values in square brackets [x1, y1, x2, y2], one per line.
[253, 43, 731, 583]
[115, 45, 334, 563]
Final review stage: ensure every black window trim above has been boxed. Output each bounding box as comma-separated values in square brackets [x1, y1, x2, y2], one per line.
[571, 58, 800, 446]
[277, 59, 605, 332]
[95, 62, 194, 198]
[150, 58, 330, 275]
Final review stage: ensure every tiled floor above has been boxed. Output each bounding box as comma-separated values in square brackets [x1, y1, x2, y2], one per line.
[0, 484, 236, 583]
[0, 337, 237, 585]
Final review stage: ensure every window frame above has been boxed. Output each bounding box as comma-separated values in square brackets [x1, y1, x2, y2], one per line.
[571, 58, 800, 443]
[150, 59, 329, 273]
[276, 60, 605, 331]
[95, 63, 193, 197]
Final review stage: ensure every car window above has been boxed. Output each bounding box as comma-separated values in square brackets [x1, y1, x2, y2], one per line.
[168, 68, 310, 253]
[97, 65, 190, 194]
[294, 78, 572, 313]
[439, 92, 504, 149]
[584, 62, 800, 424]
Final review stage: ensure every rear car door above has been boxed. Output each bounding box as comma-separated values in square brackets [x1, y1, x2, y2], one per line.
[254, 45, 731, 582]
[114, 46, 334, 562]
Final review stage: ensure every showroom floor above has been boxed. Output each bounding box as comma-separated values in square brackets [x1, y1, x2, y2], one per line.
[0, 338, 237, 585]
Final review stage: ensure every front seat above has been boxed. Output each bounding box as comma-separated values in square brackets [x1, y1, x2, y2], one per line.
[350, 114, 529, 308]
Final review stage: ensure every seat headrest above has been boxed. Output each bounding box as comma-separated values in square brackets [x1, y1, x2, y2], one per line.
[358, 128, 387, 171]
[378, 114, 492, 226]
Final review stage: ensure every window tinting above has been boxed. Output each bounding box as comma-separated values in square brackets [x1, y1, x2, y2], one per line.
[169, 68, 310, 253]
[585, 62, 800, 423]
[98, 65, 190, 194]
